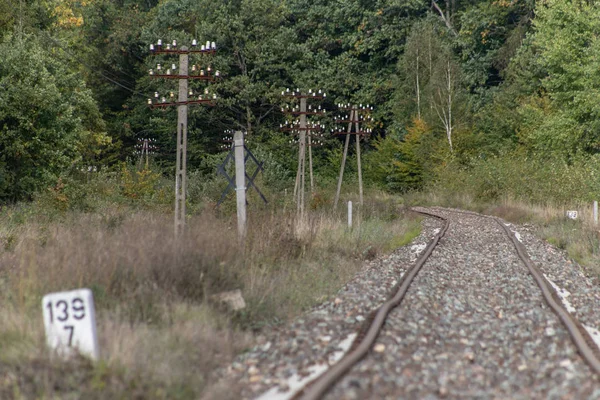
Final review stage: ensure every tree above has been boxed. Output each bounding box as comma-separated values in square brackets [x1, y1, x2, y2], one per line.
[0, 34, 106, 201]
[397, 19, 465, 153]
[456, 0, 534, 103]
[430, 50, 462, 152]
[365, 117, 438, 191]
[401, 19, 444, 120]
[511, 0, 600, 155]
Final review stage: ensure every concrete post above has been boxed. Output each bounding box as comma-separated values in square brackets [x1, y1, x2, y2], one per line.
[174, 48, 189, 236]
[348, 200, 353, 229]
[234, 131, 247, 240]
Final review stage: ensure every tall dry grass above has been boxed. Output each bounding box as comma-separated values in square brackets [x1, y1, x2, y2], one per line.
[0, 193, 420, 398]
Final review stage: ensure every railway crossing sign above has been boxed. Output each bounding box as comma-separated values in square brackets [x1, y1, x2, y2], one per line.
[217, 143, 267, 207]
[42, 288, 99, 360]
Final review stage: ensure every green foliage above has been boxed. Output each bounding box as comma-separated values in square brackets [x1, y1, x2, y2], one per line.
[0, 34, 106, 202]
[456, 0, 533, 105]
[2, 0, 600, 207]
[434, 151, 600, 205]
[395, 18, 469, 153]
[506, 0, 600, 155]
[119, 163, 162, 200]
[365, 133, 403, 191]
[393, 118, 436, 190]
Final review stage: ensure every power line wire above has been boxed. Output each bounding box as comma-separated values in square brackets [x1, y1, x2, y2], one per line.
[41, 31, 148, 99]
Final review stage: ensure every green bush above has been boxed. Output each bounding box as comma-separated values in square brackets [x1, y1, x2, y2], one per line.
[432, 152, 600, 205]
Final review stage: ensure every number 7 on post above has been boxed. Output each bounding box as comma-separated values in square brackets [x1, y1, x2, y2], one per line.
[42, 288, 99, 361]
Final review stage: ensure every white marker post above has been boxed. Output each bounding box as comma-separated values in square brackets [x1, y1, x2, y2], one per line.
[594, 201, 598, 225]
[348, 200, 353, 229]
[42, 288, 99, 361]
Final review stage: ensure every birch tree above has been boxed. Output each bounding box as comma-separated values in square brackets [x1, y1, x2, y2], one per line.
[400, 20, 464, 152]
[431, 53, 462, 152]
[400, 20, 443, 122]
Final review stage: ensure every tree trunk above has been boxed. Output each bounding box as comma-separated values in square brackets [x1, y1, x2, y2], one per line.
[416, 48, 421, 120]
[246, 105, 253, 136]
[446, 59, 453, 152]
[431, 0, 458, 36]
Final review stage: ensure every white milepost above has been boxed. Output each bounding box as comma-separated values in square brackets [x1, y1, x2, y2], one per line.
[594, 201, 598, 225]
[348, 200, 353, 229]
[566, 210, 578, 220]
[42, 288, 99, 361]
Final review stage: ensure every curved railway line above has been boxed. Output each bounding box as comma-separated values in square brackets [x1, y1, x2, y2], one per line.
[290, 207, 600, 399]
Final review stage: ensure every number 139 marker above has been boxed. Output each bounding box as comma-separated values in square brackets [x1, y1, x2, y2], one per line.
[42, 288, 99, 360]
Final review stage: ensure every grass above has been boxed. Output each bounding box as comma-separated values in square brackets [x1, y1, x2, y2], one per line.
[0, 188, 420, 398]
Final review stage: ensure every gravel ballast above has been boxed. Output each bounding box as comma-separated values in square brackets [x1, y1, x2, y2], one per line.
[209, 207, 600, 399]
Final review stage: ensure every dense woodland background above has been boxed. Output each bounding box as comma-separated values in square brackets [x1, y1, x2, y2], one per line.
[1, 0, 600, 205]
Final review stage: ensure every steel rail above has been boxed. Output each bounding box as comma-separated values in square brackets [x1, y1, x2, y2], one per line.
[296, 210, 449, 400]
[294, 207, 600, 400]
[494, 215, 600, 374]
[438, 207, 600, 374]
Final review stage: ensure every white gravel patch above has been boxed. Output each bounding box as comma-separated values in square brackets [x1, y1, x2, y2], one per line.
[409, 243, 427, 262]
[584, 325, 600, 350]
[504, 222, 523, 242]
[514, 231, 523, 243]
[544, 274, 577, 313]
[256, 334, 357, 400]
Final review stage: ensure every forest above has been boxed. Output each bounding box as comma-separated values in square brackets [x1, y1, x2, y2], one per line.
[1, 0, 599, 205]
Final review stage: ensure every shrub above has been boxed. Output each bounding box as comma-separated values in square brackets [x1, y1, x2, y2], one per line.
[432, 151, 600, 205]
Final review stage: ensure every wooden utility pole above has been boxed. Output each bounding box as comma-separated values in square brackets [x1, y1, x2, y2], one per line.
[333, 104, 373, 211]
[148, 39, 218, 236]
[299, 97, 307, 213]
[134, 138, 159, 169]
[280, 88, 326, 216]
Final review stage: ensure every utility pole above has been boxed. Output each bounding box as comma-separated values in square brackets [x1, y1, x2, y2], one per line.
[286, 123, 324, 204]
[134, 138, 159, 169]
[280, 88, 326, 216]
[332, 104, 373, 211]
[234, 131, 247, 240]
[148, 39, 219, 236]
[216, 130, 267, 208]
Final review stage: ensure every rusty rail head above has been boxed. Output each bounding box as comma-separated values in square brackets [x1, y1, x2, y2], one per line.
[296, 210, 449, 400]
[292, 207, 600, 400]
[493, 217, 600, 375]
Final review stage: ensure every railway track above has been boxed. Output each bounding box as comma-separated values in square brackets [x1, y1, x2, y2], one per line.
[215, 207, 600, 399]
[285, 208, 600, 399]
